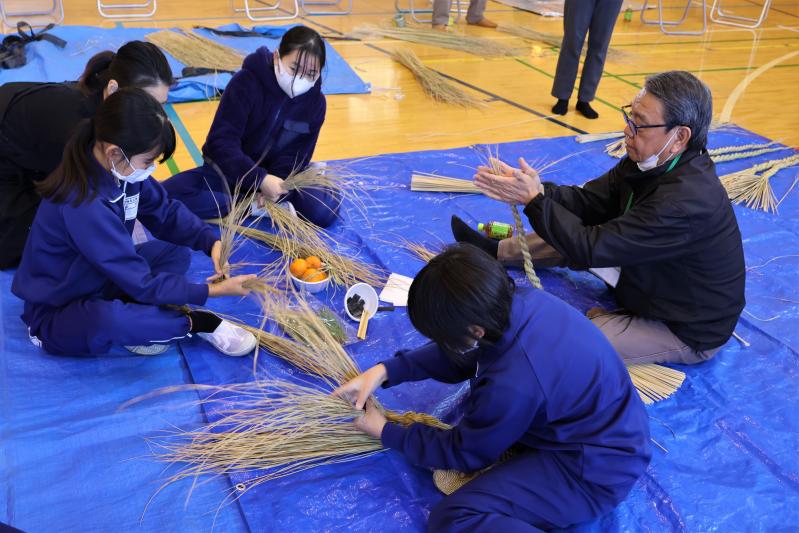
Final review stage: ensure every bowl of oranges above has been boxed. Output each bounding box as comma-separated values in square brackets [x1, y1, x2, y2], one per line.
[289, 255, 330, 293]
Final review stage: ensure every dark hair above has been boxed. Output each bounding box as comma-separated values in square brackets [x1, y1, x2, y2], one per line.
[278, 25, 326, 80]
[78, 40, 174, 96]
[408, 243, 515, 351]
[38, 88, 176, 205]
[644, 71, 712, 151]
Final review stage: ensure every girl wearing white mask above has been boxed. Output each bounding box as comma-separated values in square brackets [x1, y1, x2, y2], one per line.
[12, 88, 259, 358]
[163, 26, 339, 227]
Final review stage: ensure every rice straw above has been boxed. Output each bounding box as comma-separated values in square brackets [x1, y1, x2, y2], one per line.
[350, 24, 523, 57]
[146, 29, 244, 72]
[391, 48, 486, 108]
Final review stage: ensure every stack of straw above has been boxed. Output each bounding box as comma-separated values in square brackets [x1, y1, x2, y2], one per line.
[626, 364, 686, 405]
[350, 24, 523, 57]
[720, 154, 799, 212]
[391, 49, 486, 108]
[411, 172, 481, 193]
[146, 29, 244, 72]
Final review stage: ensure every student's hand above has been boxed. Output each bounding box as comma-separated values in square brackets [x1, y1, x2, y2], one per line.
[474, 157, 544, 206]
[260, 174, 287, 203]
[208, 274, 257, 297]
[332, 364, 388, 410]
[207, 240, 229, 282]
[354, 399, 388, 439]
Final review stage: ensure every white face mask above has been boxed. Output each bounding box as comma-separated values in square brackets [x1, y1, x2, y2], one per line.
[110, 152, 156, 184]
[274, 57, 317, 98]
[636, 130, 678, 172]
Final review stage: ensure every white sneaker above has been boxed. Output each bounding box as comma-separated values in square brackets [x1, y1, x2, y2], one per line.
[198, 320, 258, 357]
[125, 344, 170, 355]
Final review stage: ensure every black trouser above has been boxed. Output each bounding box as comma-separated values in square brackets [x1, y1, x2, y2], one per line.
[0, 165, 41, 269]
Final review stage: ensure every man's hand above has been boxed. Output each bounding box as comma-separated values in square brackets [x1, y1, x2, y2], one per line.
[259, 174, 287, 203]
[207, 240, 229, 282]
[474, 157, 544, 206]
[354, 399, 388, 439]
[332, 364, 388, 410]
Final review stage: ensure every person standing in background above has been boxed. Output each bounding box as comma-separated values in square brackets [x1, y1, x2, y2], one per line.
[432, 0, 497, 30]
[551, 0, 624, 119]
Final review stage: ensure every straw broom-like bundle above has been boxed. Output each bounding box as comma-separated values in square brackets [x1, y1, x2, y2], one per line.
[496, 24, 631, 62]
[626, 364, 686, 405]
[350, 24, 523, 57]
[390, 48, 486, 109]
[411, 172, 482, 193]
[131, 379, 452, 498]
[720, 154, 799, 212]
[146, 30, 245, 72]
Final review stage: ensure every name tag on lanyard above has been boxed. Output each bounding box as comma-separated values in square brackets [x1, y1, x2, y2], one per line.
[124, 193, 140, 221]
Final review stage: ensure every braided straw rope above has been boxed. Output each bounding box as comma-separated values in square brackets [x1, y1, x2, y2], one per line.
[511, 205, 542, 289]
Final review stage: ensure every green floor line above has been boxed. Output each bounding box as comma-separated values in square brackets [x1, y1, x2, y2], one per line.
[613, 62, 799, 77]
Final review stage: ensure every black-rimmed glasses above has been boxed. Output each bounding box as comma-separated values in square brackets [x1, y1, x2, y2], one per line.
[621, 105, 668, 137]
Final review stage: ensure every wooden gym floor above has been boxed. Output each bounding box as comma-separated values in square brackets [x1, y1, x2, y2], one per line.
[47, 1, 799, 178]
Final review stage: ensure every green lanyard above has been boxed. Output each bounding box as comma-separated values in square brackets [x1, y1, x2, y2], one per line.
[624, 153, 683, 214]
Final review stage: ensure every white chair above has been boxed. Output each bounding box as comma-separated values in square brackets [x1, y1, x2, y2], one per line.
[640, 0, 707, 36]
[394, 0, 462, 25]
[97, 0, 156, 18]
[230, 0, 299, 21]
[0, 0, 64, 30]
[300, 0, 352, 16]
[710, 0, 771, 28]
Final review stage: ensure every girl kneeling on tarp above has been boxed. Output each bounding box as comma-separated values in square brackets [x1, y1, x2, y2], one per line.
[336, 243, 651, 532]
[163, 25, 338, 227]
[12, 88, 257, 357]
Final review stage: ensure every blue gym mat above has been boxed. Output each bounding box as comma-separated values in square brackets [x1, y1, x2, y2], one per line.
[1, 127, 798, 531]
[0, 24, 370, 102]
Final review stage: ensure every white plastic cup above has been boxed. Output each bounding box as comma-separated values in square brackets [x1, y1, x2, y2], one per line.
[344, 283, 379, 322]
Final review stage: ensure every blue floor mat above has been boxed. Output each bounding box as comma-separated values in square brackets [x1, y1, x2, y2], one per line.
[1, 126, 798, 531]
[0, 24, 370, 102]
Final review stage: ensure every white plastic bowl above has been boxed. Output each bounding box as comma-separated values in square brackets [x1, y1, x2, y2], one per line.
[291, 271, 330, 294]
[344, 283, 379, 322]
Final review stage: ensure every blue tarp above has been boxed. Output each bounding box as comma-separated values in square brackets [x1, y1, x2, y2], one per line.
[0, 24, 370, 102]
[1, 127, 798, 531]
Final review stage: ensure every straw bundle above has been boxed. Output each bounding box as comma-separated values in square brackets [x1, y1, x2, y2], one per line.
[350, 24, 523, 57]
[411, 172, 482, 193]
[146, 30, 244, 71]
[496, 24, 631, 62]
[215, 222, 385, 288]
[720, 154, 799, 212]
[626, 364, 686, 405]
[391, 48, 486, 108]
[131, 379, 452, 499]
[575, 131, 625, 144]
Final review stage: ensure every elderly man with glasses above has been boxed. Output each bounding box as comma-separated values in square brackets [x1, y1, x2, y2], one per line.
[452, 70, 746, 365]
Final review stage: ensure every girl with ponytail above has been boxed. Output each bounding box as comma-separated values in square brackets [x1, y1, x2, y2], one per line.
[12, 88, 258, 359]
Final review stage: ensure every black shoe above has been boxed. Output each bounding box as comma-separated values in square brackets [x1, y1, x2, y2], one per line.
[451, 215, 499, 258]
[576, 100, 599, 119]
[551, 99, 569, 115]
